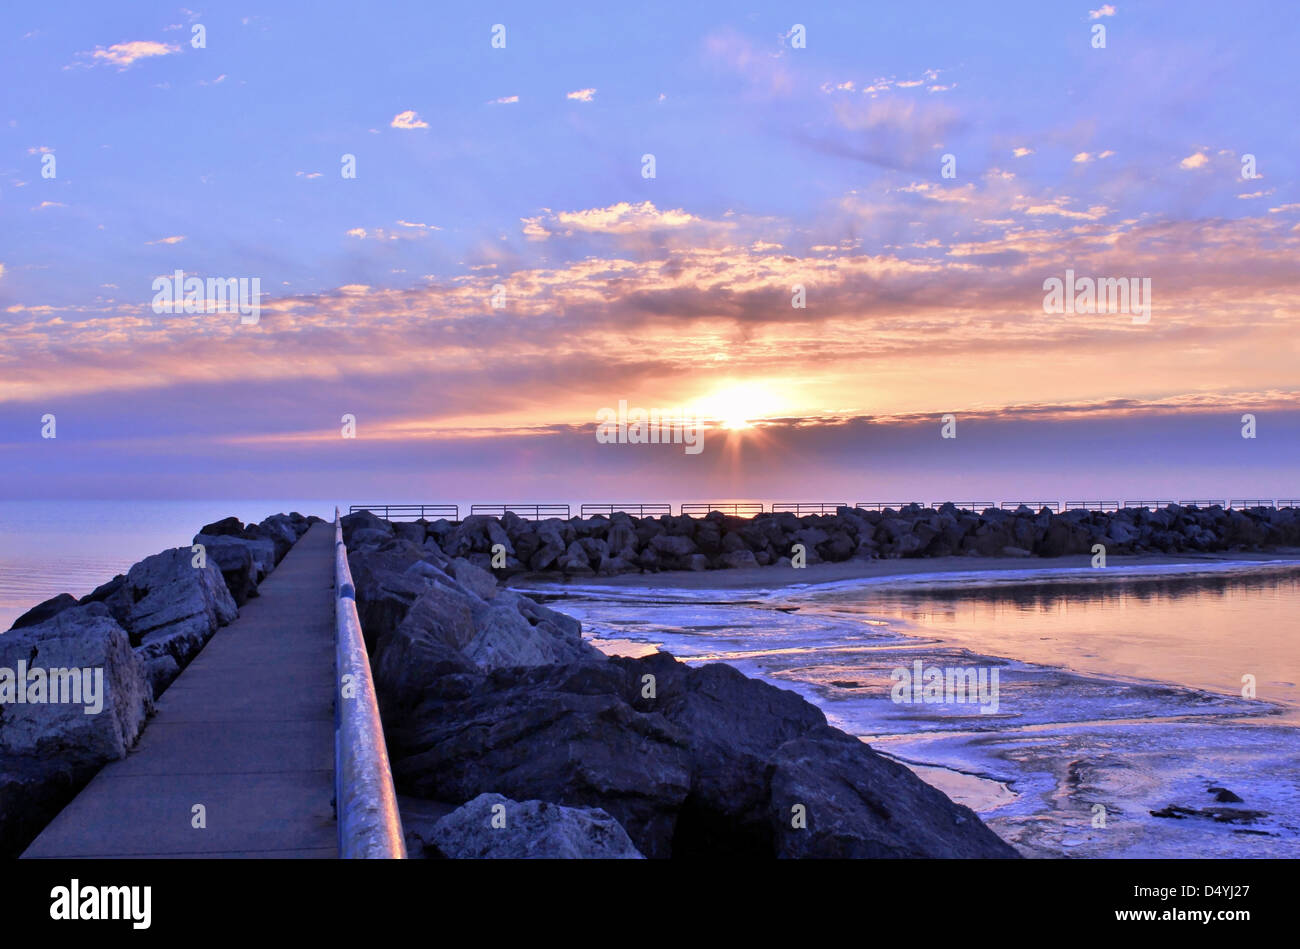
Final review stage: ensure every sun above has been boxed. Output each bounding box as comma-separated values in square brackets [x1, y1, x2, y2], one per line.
[696, 383, 775, 432]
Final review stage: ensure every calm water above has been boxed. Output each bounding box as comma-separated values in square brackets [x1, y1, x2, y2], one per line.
[0, 501, 335, 630]
[536, 565, 1300, 857]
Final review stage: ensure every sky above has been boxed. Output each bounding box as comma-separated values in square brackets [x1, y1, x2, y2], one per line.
[1, 1, 1298, 505]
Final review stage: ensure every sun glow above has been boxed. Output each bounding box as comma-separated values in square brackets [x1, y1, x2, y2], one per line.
[695, 383, 779, 432]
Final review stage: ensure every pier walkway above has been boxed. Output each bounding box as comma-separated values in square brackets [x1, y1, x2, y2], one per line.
[23, 523, 338, 858]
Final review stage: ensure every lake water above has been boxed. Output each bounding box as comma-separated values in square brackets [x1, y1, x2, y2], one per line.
[0, 501, 336, 630]
[529, 564, 1300, 858]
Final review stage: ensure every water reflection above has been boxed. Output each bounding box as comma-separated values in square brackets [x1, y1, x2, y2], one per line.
[808, 569, 1300, 717]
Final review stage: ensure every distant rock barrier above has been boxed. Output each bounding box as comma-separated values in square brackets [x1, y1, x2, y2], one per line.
[0, 512, 321, 858]
[342, 503, 1300, 580]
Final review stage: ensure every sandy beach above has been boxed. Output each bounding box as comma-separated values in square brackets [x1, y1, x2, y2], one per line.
[512, 548, 1300, 593]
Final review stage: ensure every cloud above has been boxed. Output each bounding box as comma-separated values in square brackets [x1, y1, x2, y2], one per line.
[33, 201, 65, 210]
[0, 263, 5, 279]
[566, 88, 596, 102]
[523, 201, 705, 239]
[1012, 147, 1034, 158]
[390, 110, 429, 129]
[145, 235, 186, 245]
[295, 171, 323, 179]
[74, 40, 180, 69]
[489, 95, 519, 104]
[1179, 151, 1209, 169]
[1089, 5, 1116, 18]
[1073, 152, 1092, 163]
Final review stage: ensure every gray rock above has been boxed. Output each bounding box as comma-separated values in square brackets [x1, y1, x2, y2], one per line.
[769, 727, 1020, 858]
[427, 793, 643, 859]
[105, 547, 238, 695]
[0, 603, 154, 857]
[448, 558, 498, 600]
[9, 593, 79, 631]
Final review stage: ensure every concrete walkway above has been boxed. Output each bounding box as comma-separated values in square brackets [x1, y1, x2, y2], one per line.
[23, 522, 337, 858]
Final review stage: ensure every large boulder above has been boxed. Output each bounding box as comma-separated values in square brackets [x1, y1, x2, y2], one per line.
[9, 593, 79, 631]
[191, 535, 256, 605]
[769, 727, 1019, 858]
[384, 650, 1020, 860]
[386, 660, 694, 858]
[0, 603, 153, 857]
[426, 793, 643, 859]
[101, 547, 238, 696]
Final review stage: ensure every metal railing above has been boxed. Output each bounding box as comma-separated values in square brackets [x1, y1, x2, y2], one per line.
[680, 502, 766, 516]
[469, 503, 570, 520]
[771, 502, 847, 515]
[931, 501, 996, 511]
[1065, 501, 1121, 511]
[580, 503, 672, 518]
[1122, 500, 1175, 509]
[349, 503, 458, 521]
[333, 510, 406, 859]
[1279, 500, 1300, 509]
[1229, 499, 1274, 509]
[1000, 501, 1061, 512]
[855, 502, 925, 512]
[1178, 500, 1226, 508]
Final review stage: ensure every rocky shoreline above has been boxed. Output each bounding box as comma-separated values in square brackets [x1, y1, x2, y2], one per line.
[4, 506, 1033, 859]
[360, 503, 1300, 581]
[0, 512, 319, 858]
[342, 509, 1019, 858]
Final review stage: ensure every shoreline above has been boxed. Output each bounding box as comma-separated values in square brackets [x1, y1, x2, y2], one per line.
[511, 549, 1300, 594]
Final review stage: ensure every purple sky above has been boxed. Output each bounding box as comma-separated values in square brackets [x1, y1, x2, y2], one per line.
[2, 2, 1297, 505]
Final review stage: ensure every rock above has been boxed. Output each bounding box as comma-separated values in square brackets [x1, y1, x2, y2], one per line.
[1209, 786, 1244, 803]
[9, 593, 79, 631]
[448, 558, 498, 600]
[557, 541, 595, 577]
[194, 533, 276, 587]
[650, 534, 697, 558]
[427, 793, 643, 859]
[350, 527, 397, 550]
[80, 574, 126, 607]
[1001, 546, 1033, 558]
[191, 535, 257, 605]
[721, 549, 758, 569]
[104, 547, 238, 695]
[387, 660, 693, 858]
[249, 515, 299, 563]
[340, 509, 392, 545]
[198, 516, 245, 537]
[384, 645, 1019, 860]
[0, 603, 153, 857]
[768, 727, 1020, 858]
